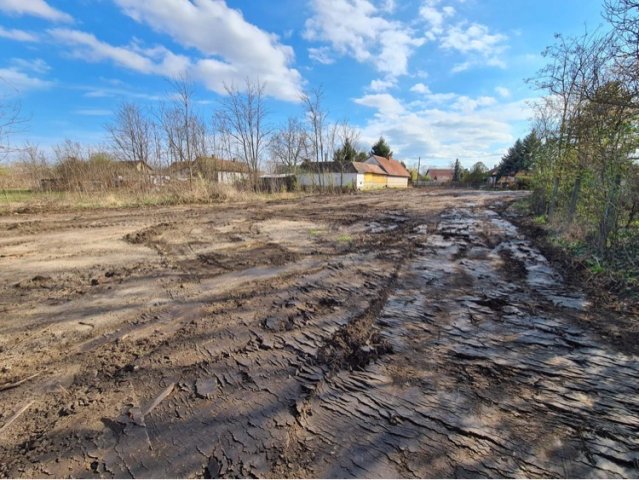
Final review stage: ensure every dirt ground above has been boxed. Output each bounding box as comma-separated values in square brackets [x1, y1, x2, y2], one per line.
[0, 189, 638, 478]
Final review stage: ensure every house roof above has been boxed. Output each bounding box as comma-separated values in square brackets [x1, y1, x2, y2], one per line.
[369, 155, 410, 177]
[117, 160, 154, 171]
[170, 158, 250, 173]
[196, 157, 249, 173]
[352, 162, 386, 175]
[300, 161, 358, 173]
[426, 168, 454, 177]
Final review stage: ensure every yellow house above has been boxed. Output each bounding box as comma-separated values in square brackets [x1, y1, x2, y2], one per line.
[365, 155, 410, 188]
[352, 162, 387, 189]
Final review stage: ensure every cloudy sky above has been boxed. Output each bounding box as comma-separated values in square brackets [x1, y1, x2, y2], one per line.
[0, 0, 604, 169]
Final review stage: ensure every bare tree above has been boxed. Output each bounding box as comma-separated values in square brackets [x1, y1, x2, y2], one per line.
[160, 75, 208, 182]
[302, 87, 344, 188]
[333, 122, 362, 187]
[215, 78, 270, 187]
[604, 0, 639, 100]
[106, 102, 152, 166]
[0, 89, 26, 162]
[20, 142, 50, 188]
[302, 87, 328, 167]
[269, 117, 308, 173]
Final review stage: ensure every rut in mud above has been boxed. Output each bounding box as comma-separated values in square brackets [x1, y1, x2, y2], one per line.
[0, 190, 637, 478]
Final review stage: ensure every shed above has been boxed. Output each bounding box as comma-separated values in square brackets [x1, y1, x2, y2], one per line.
[297, 161, 361, 190]
[169, 158, 250, 184]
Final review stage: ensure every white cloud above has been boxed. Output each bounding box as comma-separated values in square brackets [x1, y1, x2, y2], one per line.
[368, 77, 396, 92]
[112, 0, 302, 101]
[308, 47, 335, 65]
[495, 86, 511, 98]
[419, 0, 455, 36]
[49, 29, 162, 74]
[0, 66, 52, 94]
[51, 25, 301, 102]
[0, 0, 72, 23]
[423, 91, 457, 103]
[11, 58, 50, 74]
[80, 86, 163, 102]
[354, 91, 533, 166]
[442, 23, 506, 55]
[380, 0, 396, 13]
[441, 22, 507, 71]
[451, 95, 496, 112]
[410, 82, 431, 94]
[354, 93, 405, 116]
[0, 26, 39, 42]
[304, 0, 425, 78]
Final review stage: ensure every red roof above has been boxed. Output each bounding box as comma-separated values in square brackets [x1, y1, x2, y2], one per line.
[426, 168, 454, 178]
[369, 155, 410, 177]
[352, 162, 386, 175]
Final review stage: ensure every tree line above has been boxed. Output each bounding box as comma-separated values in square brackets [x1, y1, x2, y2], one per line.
[494, 0, 639, 267]
[2, 75, 406, 192]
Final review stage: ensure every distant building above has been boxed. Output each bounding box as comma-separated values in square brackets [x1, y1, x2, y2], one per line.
[116, 160, 154, 173]
[364, 155, 410, 188]
[296, 159, 407, 190]
[297, 161, 364, 190]
[426, 168, 454, 183]
[169, 157, 250, 184]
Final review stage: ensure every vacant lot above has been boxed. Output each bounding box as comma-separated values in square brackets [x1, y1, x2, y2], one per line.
[0, 189, 637, 478]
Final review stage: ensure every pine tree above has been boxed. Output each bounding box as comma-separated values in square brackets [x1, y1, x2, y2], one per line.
[452, 158, 462, 182]
[334, 138, 358, 166]
[521, 130, 541, 171]
[370, 137, 392, 158]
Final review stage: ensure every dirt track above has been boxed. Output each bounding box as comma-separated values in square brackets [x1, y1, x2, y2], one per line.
[1, 189, 638, 478]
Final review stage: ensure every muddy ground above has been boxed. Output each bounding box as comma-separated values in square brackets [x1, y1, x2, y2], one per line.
[0, 189, 637, 478]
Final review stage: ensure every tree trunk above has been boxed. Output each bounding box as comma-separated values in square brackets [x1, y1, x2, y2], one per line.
[598, 174, 622, 254]
[548, 176, 560, 218]
[567, 173, 582, 225]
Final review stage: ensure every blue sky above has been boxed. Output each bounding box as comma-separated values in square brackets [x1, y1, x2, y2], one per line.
[0, 0, 605, 169]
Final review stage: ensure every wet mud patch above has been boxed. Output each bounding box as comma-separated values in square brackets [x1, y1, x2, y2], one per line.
[315, 316, 393, 371]
[187, 243, 299, 274]
[498, 248, 528, 282]
[123, 222, 173, 245]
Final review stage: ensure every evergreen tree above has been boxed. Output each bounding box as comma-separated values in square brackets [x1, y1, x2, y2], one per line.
[521, 130, 542, 171]
[452, 158, 463, 182]
[497, 139, 525, 178]
[333, 138, 359, 166]
[370, 137, 392, 158]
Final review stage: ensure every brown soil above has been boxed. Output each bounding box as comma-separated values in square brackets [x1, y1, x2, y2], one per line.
[0, 189, 637, 478]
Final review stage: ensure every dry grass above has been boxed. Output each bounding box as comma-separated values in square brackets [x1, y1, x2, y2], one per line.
[0, 181, 302, 214]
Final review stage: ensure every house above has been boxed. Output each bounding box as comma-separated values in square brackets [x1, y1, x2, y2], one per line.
[116, 160, 154, 173]
[353, 161, 388, 189]
[365, 155, 410, 188]
[112, 160, 155, 187]
[297, 157, 411, 190]
[426, 168, 454, 183]
[169, 157, 250, 184]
